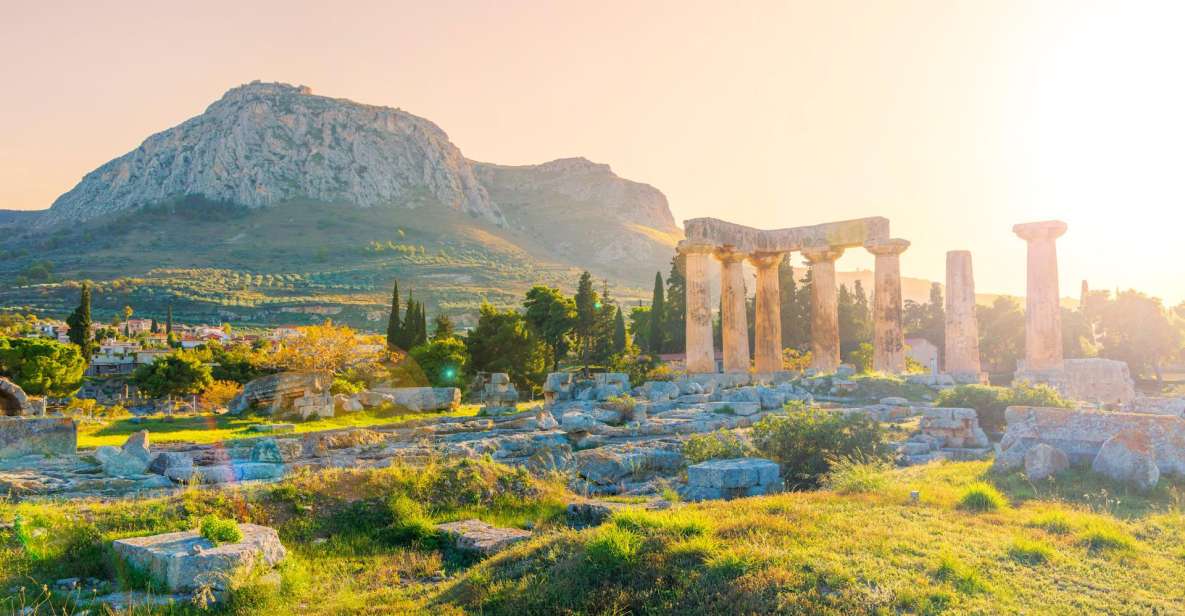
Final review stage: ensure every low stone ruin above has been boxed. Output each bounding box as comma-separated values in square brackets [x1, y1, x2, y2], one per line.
[0, 378, 73, 461]
[229, 371, 460, 419]
[1016, 358, 1136, 406]
[479, 373, 519, 414]
[112, 523, 286, 592]
[436, 519, 532, 555]
[683, 458, 781, 501]
[228, 371, 331, 416]
[897, 407, 991, 465]
[995, 406, 1185, 489]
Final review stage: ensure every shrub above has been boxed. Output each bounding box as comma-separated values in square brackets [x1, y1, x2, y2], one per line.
[1008, 537, 1055, 565]
[957, 482, 1007, 512]
[752, 407, 889, 489]
[381, 494, 439, 547]
[604, 394, 638, 421]
[200, 515, 243, 545]
[821, 456, 892, 494]
[935, 383, 1071, 433]
[847, 342, 874, 374]
[683, 430, 754, 464]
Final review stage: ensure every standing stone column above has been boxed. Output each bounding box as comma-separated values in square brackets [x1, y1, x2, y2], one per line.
[715, 246, 750, 373]
[865, 239, 910, 373]
[944, 250, 982, 377]
[679, 240, 717, 373]
[801, 245, 844, 373]
[1014, 221, 1069, 373]
[748, 252, 785, 374]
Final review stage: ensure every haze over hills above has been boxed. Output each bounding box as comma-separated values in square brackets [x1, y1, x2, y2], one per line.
[0, 82, 682, 326]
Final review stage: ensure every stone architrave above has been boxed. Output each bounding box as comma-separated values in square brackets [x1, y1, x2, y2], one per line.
[1013, 221, 1068, 373]
[715, 246, 750, 373]
[865, 239, 910, 373]
[747, 252, 784, 373]
[801, 244, 844, 373]
[944, 251, 982, 376]
[679, 240, 716, 373]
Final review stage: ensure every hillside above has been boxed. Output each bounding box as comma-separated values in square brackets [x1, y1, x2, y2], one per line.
[0, 82, 682, 326]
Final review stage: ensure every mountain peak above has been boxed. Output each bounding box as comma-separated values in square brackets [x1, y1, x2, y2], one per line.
[208, 81, 315, 110]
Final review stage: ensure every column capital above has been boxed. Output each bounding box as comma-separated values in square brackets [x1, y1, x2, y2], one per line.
[864, 238, 910, 256]
[746, 251, 783, 270]
[713, 245, 748, 264]
[1013, 220, 1067, 242]
[801, 244, 844, 265]
[676, 239, 717, 255]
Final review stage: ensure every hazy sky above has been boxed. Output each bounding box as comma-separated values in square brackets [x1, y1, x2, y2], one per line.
[2, 1, 1182, 303]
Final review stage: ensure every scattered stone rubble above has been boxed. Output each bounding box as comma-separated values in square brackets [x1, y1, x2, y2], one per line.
[897, 407, 992, 466]
[228, 371, 460, 419]
[995, 406, 1185, 489]
[112, 523, 286, 592]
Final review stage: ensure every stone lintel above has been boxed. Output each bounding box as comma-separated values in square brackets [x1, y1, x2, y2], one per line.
[683, 216, 890, 253]
[1013, 220, 1068, 242]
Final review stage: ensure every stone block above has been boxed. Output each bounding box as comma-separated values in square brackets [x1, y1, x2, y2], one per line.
[147, 452, 193, 479]
[112, 523, 285, 592]
[251, 439, 284, 463]
[705, 402, 761, 416]
[1091, 429, 1159, 490]
[0, 417, 76, 459]
[369, 387, 461, 412]
[1024, 443, 1069, 481]
[436, 519, 531, 556]
[998, 406, 1185, 475]
[228, 371, 330, 415]
[687, 458, 780, 489]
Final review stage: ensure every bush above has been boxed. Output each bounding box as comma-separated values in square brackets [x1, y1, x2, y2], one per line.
[751, 407, 889, 489]
[200, 515, 243, 545]
[604, 394, 637, 421]
[683, 430, 754, 464]
[957, 482, 1007, 512]
[935, 383, 1071, 433]
[847, 342, 874, 374]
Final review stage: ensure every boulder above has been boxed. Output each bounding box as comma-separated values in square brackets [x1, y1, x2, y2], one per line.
[123, 430, 151, 462]
[543, 372, 575, 406]
[1023, 443, 1069, 481]
[1091, 429, 1160, 490]
[146, 452, 194, 481]
[193, 465, 238, 484]
[235, 462, 285, 481]
[95, 445, 149, 476]
[436, 519, 531, 556]
[112, 524, 285, 592]
[334, 394, 364, 413]
[0, 417, 76, 459]
[642, 381, 680, 402]
[251, 439, 285, 464]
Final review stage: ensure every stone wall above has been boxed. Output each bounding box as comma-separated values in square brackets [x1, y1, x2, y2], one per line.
[0, 417, 77, 459]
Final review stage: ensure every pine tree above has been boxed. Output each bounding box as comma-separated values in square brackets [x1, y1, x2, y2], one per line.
[66, 283, 94, 359]
[648, 272, 665, 354]
[779, 256, 809, 351]
[386, 281, 402, 349]
[613, 306, 628, 353]
[574, 271, 596, 375]
[432, 314, 455, 340]
[663, 255, 686, 354]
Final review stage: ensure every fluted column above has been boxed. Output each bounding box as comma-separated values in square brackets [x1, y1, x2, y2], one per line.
[715, 246, 750, 373]
[1014, 221, 1068, 373]
[865, 239, 910, 373]
[679, 240, 716, 373]
[944, 250, 982, 375]
[802, 245, 844, 373]
[748, 252, 784, 373]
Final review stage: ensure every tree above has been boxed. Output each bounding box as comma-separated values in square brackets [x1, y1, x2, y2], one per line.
[409, 336, 468, 387]
[133, 352, 213, 399]
[574, 271, 597, 374]
[1098, 290, 1183, 381]
[523, 285, 576, 372]
[977, 297, 1025, 374]
[663, 255, 686, 354]
[905, 282, 945, 363]
[613, 306, 628, 354]
[65, 283, 94, 360]
[466, 302, 547, 391]
[386, 281, 402, 350]
[838, 282, 872, 361]
[123, 305, 133, 322]
[628, 306, 651, 350]
[647, 272, 665, 354]
[166, 304, 174, 335]
[432, 314, 455, 341]
[0, 337, 87, 397]
[1062, 307, 1097, 359]
[270, 321, 386, 376]
[779, 256, 809, 351]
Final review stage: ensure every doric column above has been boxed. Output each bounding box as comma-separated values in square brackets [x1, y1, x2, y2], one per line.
[747, 252, 784, 373]
[944, 250, 982, 376]
[865, 239, 910, 373]
[801, 244, 844, 373]
[714, 246, 750, 373]
[678, 240, 717, 373]
[1014, 221, 1068, 373]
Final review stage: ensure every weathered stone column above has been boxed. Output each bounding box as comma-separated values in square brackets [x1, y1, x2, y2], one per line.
[748, 252, 784, 373]
[865, 239, 910, 373]
[1014, 221, 1068, 373]
[679, 240, 717, 373]
[944, 250, 982, 376]
[715, 246, 750, 373]
[802, 245, 844, 373]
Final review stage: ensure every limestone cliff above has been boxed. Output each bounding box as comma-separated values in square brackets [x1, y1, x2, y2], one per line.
[44, 81, 505, 226]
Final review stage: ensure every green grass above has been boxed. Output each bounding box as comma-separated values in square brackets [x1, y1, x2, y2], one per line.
[76, 404, 484, 448]
[957, 482, 1008, 512]
[1007, 537, 1056, 565]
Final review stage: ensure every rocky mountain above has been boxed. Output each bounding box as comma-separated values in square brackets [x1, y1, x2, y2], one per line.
[44, 82, 505, 227]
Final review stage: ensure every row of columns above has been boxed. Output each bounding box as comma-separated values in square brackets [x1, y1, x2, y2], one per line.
[680, 238, 910, 374]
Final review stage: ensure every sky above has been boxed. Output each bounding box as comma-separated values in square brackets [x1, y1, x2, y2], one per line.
[2, 0, 1182, 303]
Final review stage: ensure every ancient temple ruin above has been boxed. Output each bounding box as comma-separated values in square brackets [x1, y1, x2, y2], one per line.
[677, 217, 910, 374]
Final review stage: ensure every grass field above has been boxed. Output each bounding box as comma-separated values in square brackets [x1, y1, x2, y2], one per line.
[75, 405, 488, 449]
[3, 457, 1184, 614]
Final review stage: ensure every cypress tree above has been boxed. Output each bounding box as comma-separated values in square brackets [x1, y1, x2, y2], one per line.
[415, 302, 428, 347]
[663, 255, 686, 354]
[648, 272, 665, 354]
[386, 281, 402, 350]
[613, 306, 628, 353]
[574, 272, 596, 375]
[66, 282, 94, 359]
[398, 293, 417, 349]
[166, 304, 174, 335]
